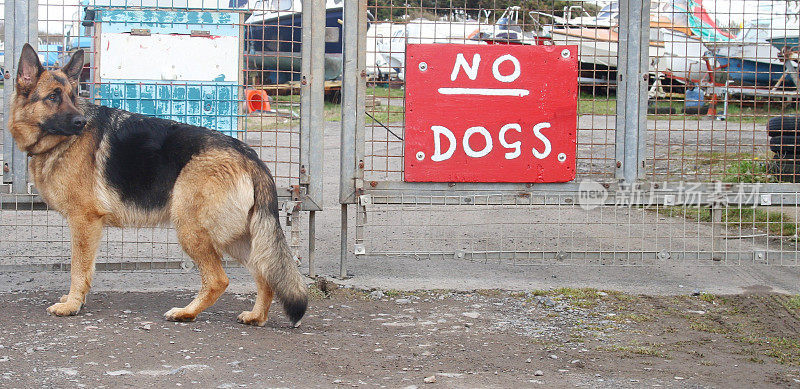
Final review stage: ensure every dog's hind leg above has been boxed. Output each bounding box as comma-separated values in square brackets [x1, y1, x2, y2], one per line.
[47, 212, 103, 316]
[238, 269, 275, 326]
[164, 223, 229, 322]
[225, 239, 274, 326]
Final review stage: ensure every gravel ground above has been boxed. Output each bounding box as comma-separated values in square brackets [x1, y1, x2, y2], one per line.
[0, 285, 799, 388]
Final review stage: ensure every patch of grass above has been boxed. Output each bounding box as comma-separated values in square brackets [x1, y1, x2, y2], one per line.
[722, 102, 799, 125]
[578, 93, 616, 115]
[724, 208, 797, 237]
[786, 295, 800, 310]
[700, 293, 716, 303]
[367, 85, 405, 99]
[552, 287, 601, 300]
[763, 337, 800, 365]
[474, 289, 504, 297]
[601, 343, 669, 359]
[367, 109, 404, 125]
[690, 320, 730, 334]
[655, 206, 798, 239]
[686, 152, 775, 183]
[550, 288, 605, 308]
[738, 335, 800, 366]
[266, 94, 341, 122]
[569, 334, 586, 343]
[722, 159, 776, 183]
[609, 313, 653, 323]
[655, 206, 711, 222]
[382, 289, 402, 298]
[307, 285, 329, 300]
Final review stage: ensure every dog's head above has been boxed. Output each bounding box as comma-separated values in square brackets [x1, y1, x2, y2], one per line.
[13, 44, 86, 139]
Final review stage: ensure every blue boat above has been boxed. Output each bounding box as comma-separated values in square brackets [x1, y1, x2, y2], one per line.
[709, 18, 796, 88]
[711, 55, 794, 87]
[245, 0, 344, 84]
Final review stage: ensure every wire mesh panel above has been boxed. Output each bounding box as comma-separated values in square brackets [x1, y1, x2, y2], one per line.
[0, 194, 303, 270]
[363, 0, 618, 182]
[346, 0, 800, 265]
[355, 191, 800, 265]
[0, 0, 322, 269]
[647, 1, 800, 184]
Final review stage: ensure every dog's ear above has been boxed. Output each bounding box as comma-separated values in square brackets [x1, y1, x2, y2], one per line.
[16, 43, 44, 96]
[61, 49, 84, 83]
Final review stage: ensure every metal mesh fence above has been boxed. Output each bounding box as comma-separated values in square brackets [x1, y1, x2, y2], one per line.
[3, 0, 311, 189]
[0, 0, 316, 269]
[363, 0, 619, 182]
[351, 0, 800, 264]
[354, 192, 800, 265]
[0, 194, 304, 270]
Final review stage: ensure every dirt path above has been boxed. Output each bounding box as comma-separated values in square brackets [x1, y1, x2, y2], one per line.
[1, 286, 799, 388]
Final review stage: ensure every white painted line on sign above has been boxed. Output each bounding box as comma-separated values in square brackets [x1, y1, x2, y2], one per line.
[437, 88, 530, 97]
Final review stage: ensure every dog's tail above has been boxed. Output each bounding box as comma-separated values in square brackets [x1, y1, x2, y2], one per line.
[247, 164, 307, 326]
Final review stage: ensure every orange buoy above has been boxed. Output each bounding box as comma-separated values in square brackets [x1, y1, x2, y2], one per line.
[245, 89, 271, 113]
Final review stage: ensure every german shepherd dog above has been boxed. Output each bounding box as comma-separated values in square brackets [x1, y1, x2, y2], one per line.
[8, 44, 307, 326]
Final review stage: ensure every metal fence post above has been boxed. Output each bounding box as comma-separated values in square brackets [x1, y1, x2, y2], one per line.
[300, 0, 325, 212]
[340, 0, 367, 204]
[615, 0, 649, 184]
[3, 0, 39, 193]
[340, 0, 367, 275]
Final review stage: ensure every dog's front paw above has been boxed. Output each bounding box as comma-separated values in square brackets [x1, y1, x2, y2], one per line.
[164, 307, 196, 322]
[46, 301, 81, 316]
[237, 310, 267, 326]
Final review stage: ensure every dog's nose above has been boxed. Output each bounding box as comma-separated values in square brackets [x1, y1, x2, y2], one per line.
[72, 116, 86, 129]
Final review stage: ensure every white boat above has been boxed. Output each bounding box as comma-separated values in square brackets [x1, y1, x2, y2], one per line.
[547, 1, 701, 82]
[549, 3, 619, 29]
[366, 22, 406, 79]
[549, 26, 665, 78]
[472, 6, 549, 45]
[367, 18, 483, 81]
[707, 17, 798, 88]
[658, 28, 713, 85]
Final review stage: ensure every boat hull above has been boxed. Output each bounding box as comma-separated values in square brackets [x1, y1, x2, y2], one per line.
[768, 37, 799, 50]
[712, 54, 794, 87]
[245, 7, 344, 81]
[246, 51, 343, 83]
[659, 29, 712, 85]
[549, 27, 664, 79]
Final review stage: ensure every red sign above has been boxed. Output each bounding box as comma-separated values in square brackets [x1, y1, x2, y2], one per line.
[404, 44, 578, 183]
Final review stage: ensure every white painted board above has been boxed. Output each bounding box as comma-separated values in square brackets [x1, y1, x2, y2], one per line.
[99, 33, 238, 82]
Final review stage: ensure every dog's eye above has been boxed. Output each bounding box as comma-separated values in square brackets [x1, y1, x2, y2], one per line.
[47, 93, 58, 101]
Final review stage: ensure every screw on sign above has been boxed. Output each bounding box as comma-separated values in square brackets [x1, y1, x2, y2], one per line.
[404, 44, 578, 183]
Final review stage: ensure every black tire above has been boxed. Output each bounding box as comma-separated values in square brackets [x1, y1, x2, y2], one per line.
[683, 104, 709, 115]
[647, 104, 678, 115]
[769, 136, 800, 155]
[768, 158, 800, 183]
[767, 116, 800, 137]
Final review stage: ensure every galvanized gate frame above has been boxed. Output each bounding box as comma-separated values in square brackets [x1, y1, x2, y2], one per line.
[1, 0, 326, 275]
[338, 0, 800, 275]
